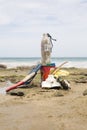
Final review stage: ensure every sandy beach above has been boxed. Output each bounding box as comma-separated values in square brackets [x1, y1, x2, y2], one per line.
[0, 67, 87, 130]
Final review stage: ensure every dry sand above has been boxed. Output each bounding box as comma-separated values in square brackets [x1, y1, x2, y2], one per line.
[0, 67, 87, 130]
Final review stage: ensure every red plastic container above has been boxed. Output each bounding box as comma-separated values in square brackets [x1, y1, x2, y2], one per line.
[41, 64, 55, 81]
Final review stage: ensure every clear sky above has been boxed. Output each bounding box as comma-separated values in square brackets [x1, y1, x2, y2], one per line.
[0, 0, 87, 57]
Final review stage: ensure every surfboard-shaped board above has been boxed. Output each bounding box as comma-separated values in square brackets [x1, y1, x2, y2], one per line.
[6, 64, 41, 92]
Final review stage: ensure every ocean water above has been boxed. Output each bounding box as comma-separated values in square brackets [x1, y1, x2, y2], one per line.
[0, 57, 87, 68]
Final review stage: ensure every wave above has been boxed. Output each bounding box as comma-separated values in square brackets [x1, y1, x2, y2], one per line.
[0, 57, 87, 68]
[0, 61, 87, 69]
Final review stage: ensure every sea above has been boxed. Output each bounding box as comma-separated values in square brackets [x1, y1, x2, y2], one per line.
[0, 57, 87, 69]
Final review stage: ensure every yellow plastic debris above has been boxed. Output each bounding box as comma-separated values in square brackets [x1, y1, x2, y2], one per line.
[52, 69, 69, 78]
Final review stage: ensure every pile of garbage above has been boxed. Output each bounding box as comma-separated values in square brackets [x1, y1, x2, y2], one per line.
[40, 33, 70, 90]
[41, 68, 70, 90]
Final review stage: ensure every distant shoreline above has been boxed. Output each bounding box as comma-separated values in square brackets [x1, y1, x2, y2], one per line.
[0, 57, 87, 68]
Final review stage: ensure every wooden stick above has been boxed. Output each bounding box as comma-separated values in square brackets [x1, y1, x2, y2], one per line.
[51, 61, 68, 75]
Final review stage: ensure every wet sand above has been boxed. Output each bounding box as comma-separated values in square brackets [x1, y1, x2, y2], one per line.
[0, 67, 87, 130]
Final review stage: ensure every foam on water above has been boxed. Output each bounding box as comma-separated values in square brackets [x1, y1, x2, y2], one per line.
[55, 61, 87, 68]
[0, 57, 87, 68]
[0, 87, 6, 94]
[0, 81, 14, 95]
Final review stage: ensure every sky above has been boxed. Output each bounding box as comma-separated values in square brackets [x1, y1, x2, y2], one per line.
[0, 0, 87, 57]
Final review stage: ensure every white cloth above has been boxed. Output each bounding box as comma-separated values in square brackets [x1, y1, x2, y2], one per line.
[41, 75, 61, 88]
